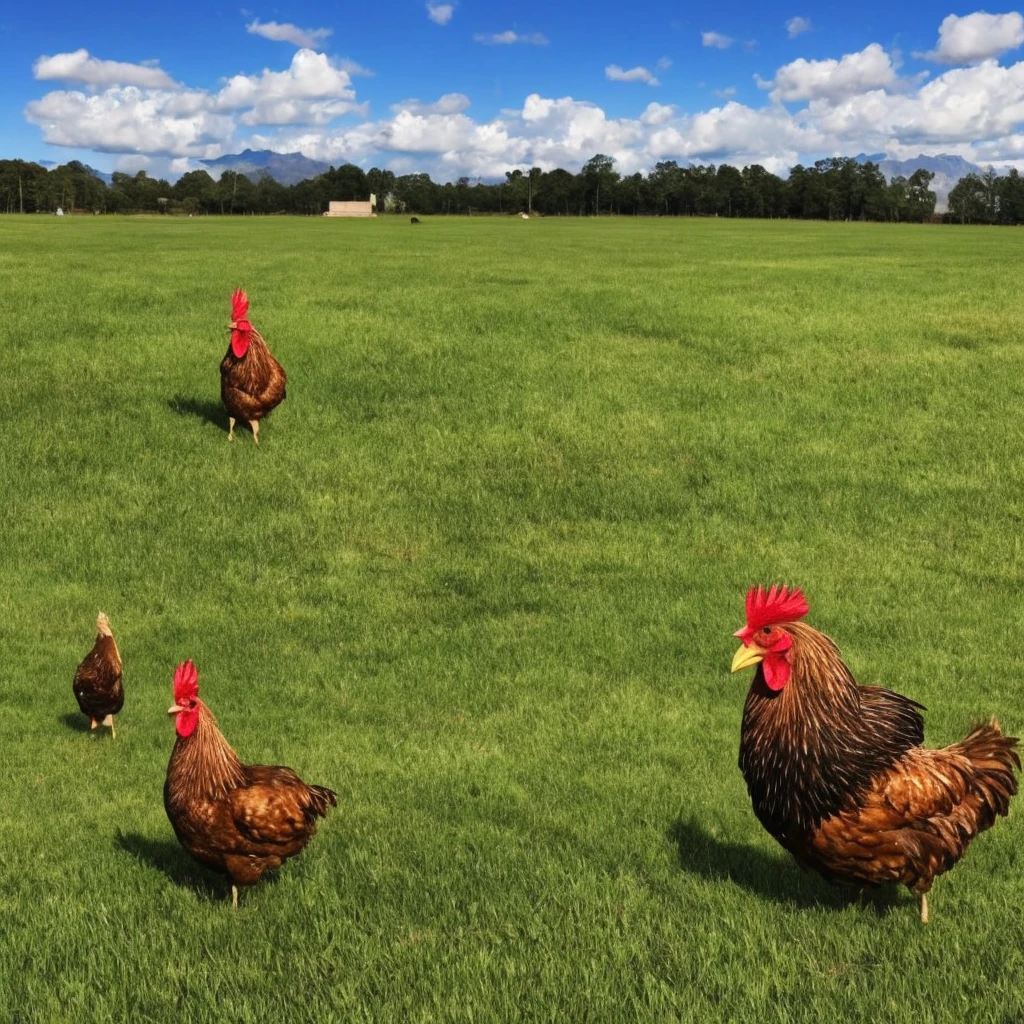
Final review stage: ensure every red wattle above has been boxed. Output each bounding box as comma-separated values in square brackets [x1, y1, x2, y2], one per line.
[231, 333, 250, 358]
[762, 653, 792, 691]
[176, 708, 199, 737]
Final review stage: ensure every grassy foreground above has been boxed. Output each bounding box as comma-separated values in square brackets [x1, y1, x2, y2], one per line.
[2, 214, 1024, 1022]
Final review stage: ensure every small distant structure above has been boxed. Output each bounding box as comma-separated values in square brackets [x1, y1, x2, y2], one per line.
[324, 193, 377, 218]
[410, 216, 420, 224]
[520, 212, 530, 219]
[55, 207, 65, 217]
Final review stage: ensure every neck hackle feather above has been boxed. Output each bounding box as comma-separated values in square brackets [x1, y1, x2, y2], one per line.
[167, 692, 245, 803]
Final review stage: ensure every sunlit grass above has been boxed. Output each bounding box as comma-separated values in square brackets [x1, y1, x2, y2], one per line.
[1, 215, 1024, 1021]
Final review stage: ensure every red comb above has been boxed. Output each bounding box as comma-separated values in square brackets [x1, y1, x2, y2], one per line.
[231, 289, 249, 322]
[736, 585, 809, 641]
[173, 659, 199, 703]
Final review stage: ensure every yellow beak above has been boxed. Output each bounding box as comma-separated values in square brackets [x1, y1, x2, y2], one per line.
[731, 644, 764, 673]
[168, 704, 183, 715]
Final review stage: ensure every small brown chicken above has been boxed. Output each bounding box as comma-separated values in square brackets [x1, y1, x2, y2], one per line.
[220, 289, 286, 444]
[72, 612, 123, 738]
[731, 585, 1019, 923]
[164, 660, 336, 906]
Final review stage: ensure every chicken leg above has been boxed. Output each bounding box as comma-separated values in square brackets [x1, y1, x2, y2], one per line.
[232, 885, 239, 909]
[920, 893, 929, 924]
[228, 416, 236, 441]
[103, 714, 116, 739]
[251, 419, 260, 445]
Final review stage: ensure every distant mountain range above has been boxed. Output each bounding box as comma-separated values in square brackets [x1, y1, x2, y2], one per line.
[854, 152, 986, 210]
[38, 159, 113, 184]
[200, 149, 333, 185]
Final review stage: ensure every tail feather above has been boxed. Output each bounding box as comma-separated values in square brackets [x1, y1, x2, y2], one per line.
[305, 784, 337, 822]
[954, 719, 1020, 830]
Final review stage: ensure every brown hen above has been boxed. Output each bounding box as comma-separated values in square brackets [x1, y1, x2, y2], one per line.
[72, 612, 123, 738]
[221, 289, 286, 444]
[164, 660, 336, 906]
[731, 585, 1019, 922]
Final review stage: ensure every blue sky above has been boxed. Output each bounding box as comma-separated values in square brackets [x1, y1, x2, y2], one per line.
[3, 2, 1024, 179]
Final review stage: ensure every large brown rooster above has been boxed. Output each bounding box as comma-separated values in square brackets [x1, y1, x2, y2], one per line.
[731, 585, 1019, 922]
[72, 612, 123, 738]
[221, 289, 286, 444]
[164, 660, 336, 906]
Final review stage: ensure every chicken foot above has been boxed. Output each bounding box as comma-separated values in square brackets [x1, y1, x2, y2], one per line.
[102, 714, 116, 739]
[250, 420, 260, 445]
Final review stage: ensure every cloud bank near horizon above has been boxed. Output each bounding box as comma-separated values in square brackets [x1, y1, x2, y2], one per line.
[23, 12, 1024, 182]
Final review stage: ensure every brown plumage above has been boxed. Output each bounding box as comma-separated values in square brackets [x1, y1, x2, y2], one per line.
[732, 587, 1019, 922]
[72, 612, 123, 738]
[221, 289, 286, 444]
[164, 660, 336, 906]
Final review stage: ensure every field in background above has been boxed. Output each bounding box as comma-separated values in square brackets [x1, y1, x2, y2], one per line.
[2, 215, 1024, 1022]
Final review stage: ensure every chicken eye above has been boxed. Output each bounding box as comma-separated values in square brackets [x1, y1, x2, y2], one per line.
[763, 627, 773, 635]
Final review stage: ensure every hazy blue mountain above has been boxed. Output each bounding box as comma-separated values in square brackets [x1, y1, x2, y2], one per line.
[200, 149, 333, 185]
[34, 159, 113, 184]
[84, 164, 113, 184]
[854, 152, 986, 210]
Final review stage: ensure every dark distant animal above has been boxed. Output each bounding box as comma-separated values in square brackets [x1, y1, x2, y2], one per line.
[220, 289, 286, 444]
[410, 216, 420, 224]
[165, 660, 337, 907]
[731, 584, 1019, 923]
[72, 612, 123, 738]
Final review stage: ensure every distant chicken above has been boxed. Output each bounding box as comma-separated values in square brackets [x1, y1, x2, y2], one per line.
[72, 612, 123, 738]
[164, 660, 336, 906]
[731, 585, 1019, 923]
[221, 289, 286, 443]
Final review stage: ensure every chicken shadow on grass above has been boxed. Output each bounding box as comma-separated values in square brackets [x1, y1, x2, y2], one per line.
[115, 830, 229, 902]
[167, 395, 227, 434]
[60, 712, 93, 733]
[668, 817, 902, 916]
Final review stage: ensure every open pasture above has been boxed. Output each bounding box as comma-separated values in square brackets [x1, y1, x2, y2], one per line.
[2, 214, 1024, 1022]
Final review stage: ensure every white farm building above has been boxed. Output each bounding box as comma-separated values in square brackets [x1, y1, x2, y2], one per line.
[324, 196, 377, 218]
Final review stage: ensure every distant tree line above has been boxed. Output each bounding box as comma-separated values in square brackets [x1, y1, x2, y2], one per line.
[0, 151, 1012, 224]
[945, 168, 1024, 225]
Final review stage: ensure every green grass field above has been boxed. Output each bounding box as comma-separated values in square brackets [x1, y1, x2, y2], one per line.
[2, 214, 1024, 1023]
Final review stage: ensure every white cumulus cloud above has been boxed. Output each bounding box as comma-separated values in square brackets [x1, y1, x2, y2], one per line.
[215, 49, 362, 125]
[24, 86, 233, 157]
[605, 64, 660, 86]
[640, 102, 676, 125]
[427, 3, 454, 25]
[917, 11, 1024, 64]
[786, 16, 812, 39]
[391, 93, 472, 116]
[474, 30, 549, 45]
[33, 49, 177, 88]
[246, 19, 332, 50]
[702, 32, 734, 49]
[764, 42, 898, 102]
